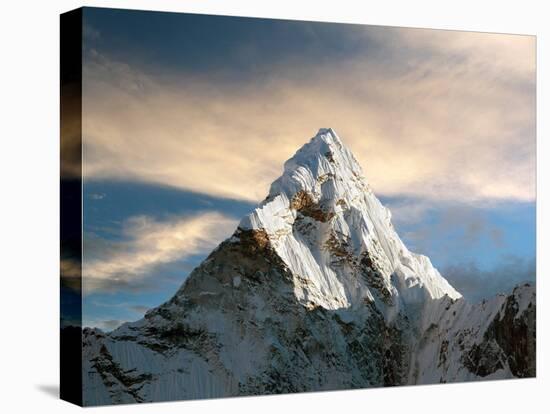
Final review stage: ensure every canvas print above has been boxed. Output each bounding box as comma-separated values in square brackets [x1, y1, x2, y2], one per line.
[60, 7, 536, 406]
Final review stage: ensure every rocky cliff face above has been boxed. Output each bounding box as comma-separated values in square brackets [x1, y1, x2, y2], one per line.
[82, 129, 535, 406]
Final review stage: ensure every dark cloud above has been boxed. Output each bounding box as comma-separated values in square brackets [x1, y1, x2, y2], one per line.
[83, 8, 388, 79]
[442, 256, 535, 303]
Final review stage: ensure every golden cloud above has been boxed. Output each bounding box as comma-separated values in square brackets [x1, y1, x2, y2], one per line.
[82, 212, 238, 294]
[82, 27, 535, 204]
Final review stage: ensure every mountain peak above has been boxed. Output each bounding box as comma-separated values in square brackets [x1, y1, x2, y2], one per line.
[239, 128, 365, 232]
[239, 129, 461, 312]
[308, 127, 343, 150]
[277, 127, 363, 190]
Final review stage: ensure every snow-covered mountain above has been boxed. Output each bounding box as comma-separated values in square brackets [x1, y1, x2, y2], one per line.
[82, 129, 535, 405]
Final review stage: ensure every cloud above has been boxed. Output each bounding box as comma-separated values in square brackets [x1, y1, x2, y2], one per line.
[83, 23, 100, 41]
[88, 192, 106, 200]
[83, 318, 126, 332]
[82, 27, 535, 205]
[88, 300, 150, 318]
[60, 83, 82, 180]
[382, 197, 435, 227]
[398, 204, 508, 262]
[82, 211, 238, 294]
[442, 256, 535, 303]
[129, 305, 149, 314]
[61, 257, 80, 279]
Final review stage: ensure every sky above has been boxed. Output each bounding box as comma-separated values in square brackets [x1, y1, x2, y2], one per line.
[76, 7, 536, 331]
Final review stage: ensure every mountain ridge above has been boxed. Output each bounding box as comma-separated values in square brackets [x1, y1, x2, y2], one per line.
[239, 128, 460, 315]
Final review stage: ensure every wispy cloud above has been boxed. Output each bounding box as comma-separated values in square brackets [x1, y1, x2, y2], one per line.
[88, 300, 151, 324]
[88, 192, 106, 200]
[82, 27, 535, 204]
[382, 198, 435, 227]
[399, 204, 509, 262]
[82, 211, 238, 294]
[90, 299, 150, 315]
[83, 318, 125, 332]
[129, 305, 149, 314]
[83, 23, 101, 41]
